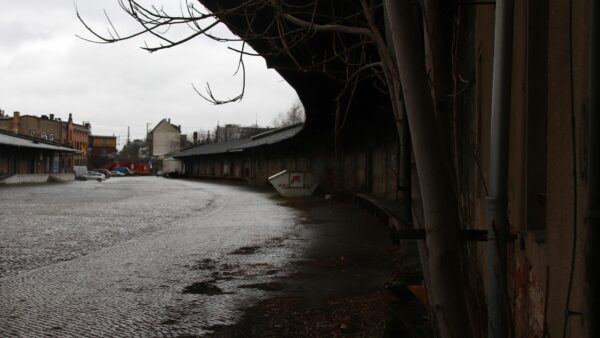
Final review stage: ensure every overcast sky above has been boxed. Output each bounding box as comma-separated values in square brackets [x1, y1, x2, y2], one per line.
[0, 0, 299, 146]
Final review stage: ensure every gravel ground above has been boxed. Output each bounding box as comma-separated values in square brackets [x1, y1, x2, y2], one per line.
[207, 198, 430, 337]
[0, 177, 306, 337]
[0, 178, 218, 278]
[0, 177, 417, 337]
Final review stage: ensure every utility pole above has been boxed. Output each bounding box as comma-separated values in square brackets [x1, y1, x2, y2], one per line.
[127, 126, 130, 145]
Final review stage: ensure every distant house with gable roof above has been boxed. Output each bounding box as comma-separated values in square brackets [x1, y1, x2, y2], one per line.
[147, 118, 182, 158]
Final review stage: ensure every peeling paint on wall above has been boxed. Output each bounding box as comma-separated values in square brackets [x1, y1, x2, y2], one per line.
[514, 253, 545, 338]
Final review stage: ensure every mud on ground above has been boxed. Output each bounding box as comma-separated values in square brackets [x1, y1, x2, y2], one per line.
[205, 195, 432, 338]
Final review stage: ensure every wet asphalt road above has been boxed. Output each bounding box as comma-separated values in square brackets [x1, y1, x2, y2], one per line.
[0, 177, 309, 337]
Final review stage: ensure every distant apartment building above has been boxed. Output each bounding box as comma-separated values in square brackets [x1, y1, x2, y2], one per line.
[70, 121, 91, 166]
[215, 124, 271, 143]
[89, 135, 117, 156]
[88, 135, 118, 168]
[0, 111, 91, 166]
[147, 119, 182, 157]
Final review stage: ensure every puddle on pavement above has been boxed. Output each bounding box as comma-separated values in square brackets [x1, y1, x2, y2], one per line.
[238, 282, 284, 291]
[182, 281, 227, 295]
[188, 258, 217, 270]
[229, 246, 261, 255]
[160, 319, 178, 325]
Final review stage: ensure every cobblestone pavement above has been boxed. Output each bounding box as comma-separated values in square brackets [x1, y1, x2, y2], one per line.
[0, 177, 308, 337]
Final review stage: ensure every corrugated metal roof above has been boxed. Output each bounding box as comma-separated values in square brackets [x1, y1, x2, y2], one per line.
[237, 123, 303, 149]
[172, 123, 303, 158]
[172, 138, 250, 157]
[0, 131, 79, 152]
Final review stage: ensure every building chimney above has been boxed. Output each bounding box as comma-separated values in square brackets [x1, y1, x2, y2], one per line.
[68, 113, 73, 124]
[168, 118, 171, 124]
[12, 111, 20, 133]
[193, 131, 198, 144]
[0, 109, 4, 117]
[49, 114, 54, 120]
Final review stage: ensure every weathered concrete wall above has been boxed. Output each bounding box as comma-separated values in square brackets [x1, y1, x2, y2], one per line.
[472, 1, 589, 336]
[0, 174, 49, 184]
[0, 172, 75, 184]
[49, 173, 76, 182]
[182, 125, 400, 201]
[152, 121, 180, 156]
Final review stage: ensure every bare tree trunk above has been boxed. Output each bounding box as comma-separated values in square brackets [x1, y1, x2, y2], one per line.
[383, 1, 476, 337]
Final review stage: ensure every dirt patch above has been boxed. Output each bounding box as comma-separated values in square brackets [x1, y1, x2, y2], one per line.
[205, 292, 388, 338]
[238, 282, 284, 292]
[189, 258, 218, 270]
[229, 246, 260, 255]
[210, 271, 235, 282]
[160, 319, 178, 325]
[182, 281, 226, 295]
[209, 263, 241, 282]
[266, 236, 287, 248]
[276, 193, 353, 210]
[206, 196, 431, 337]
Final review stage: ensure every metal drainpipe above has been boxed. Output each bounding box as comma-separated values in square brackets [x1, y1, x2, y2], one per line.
[487, 0, 514, 337]
[403, 113, 412, 225]
[586, 1, 600, 336]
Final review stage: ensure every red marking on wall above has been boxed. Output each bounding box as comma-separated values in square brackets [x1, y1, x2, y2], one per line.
[291, 175, 301, 185]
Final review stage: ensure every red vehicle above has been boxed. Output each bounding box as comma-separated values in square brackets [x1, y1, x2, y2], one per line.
[106, 162, 151, 175]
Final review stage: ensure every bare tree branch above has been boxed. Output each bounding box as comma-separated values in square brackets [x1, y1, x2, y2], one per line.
[280, 13, 372, 37]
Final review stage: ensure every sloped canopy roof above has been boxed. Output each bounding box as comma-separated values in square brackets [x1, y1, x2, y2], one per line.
[171, 138, 250, 157]
[197, 1, 394, 132]
[237, 123, 303, 149]
[0, 130, 79, 153]
[171, 123, 303, 158]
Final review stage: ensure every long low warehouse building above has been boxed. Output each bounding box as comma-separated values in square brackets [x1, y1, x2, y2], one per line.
[171, 120, 402, 201]
[172, 123, 310, 184]
[0, 129, 79, 183]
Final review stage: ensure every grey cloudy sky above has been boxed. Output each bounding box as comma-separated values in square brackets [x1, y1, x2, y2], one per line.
[0, 1, 299, 146]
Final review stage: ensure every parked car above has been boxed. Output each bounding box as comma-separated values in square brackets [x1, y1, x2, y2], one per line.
[80, 171, 106, 182]
[113, 166, 134, 176]
[94, 169, 111, 178]
[110, 170, 126, 177]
